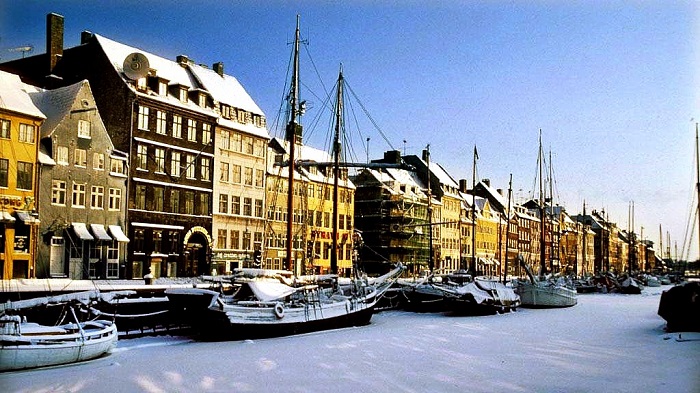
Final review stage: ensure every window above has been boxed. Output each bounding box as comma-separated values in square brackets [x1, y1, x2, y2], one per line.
[56, 146, 68, 165]
[16, 162, 33, 190]
[184, 191, 194, 214]
[0, 158, 7, 187]
[232, 165, 241, 183]
[237, 109, 247, 123]
[220, 130, 230, 150]
[74, 148, 87, 167]
[244, 167, 253, 186]
[155, 148, 165, 172]
[220, 162, 229, 182]
[93, 153, 105, 170]
[78, 119, 91, 138]
[138, 106, 149, 130]
[218, 194, 228, 213]
[172, 115, 182, 138]
[158, 81, 168, 96]
[202, 123, 211, 145]
[221, 104, 231, 119]
[231, 196, 240, 215]
[108, 188, 121, 210]
[242, 231, 251, 250]
[200, 158, 210, 181]
[244, 136, 253, 155]
[198, 93, 206, 108]
[179, 87, 188, 103]
[52, 180, 66, 205]
[0, 119, 9, 139]
[153, 187, 164, 211]
[137, 145, 147, 170]
[137, 77, 147, 90]
[91, 186, 104, 209]
[243, 197, 252, 216]
[133, 229, 145, 252]
[168, 231, 180, 253]
[254, 140, 265, 157]
[199, 193, 209, 215]
[232, 133, 241, 152]
[19, 123, 35, 143]
[171, 152, 181, 177]
[185, 155, 196, 179]
[170, 189, 180, 213]
[135, 185, 147, 209]
[255, 169, 264, 188]
[218, 229, 227, 249]
[153, 230, 162, 253]
[156, 111, 167, 134]
[72, 182, 86, 207]
[255, 199, 263, 218]
[110, 158, 125, 175]
[187, 119, 197, 142]
[230, 230, 239, 250]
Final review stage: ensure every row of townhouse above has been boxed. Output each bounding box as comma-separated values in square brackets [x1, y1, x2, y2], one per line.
[1, 13, 660, 280]
[1, 13, 356, 280]
[352, 149, 661, 278]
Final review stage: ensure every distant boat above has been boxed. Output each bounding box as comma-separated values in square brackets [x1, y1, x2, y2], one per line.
[513, 133, 577, 308]
[0, 292, 118, 371]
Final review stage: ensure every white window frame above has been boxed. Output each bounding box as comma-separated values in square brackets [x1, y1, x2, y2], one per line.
[156, 110, 167, 134]
[74, 148, 87, 167]
[72, 182, 86, 208]
[172, 115, 182, 138]
[93, 152, 105, 170]
[51, 180, 66, 205]
[108, 188, 122, 211]
[137, 106, 150, 130]
[91, 185, 104, 209]
[56, 146, 68, 165]
[78, 119, 91, 138]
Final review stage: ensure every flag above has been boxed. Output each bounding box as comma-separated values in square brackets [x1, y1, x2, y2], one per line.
[474, 145, 479, 160]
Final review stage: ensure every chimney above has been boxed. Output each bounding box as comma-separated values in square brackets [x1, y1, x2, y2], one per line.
[459, 179, 468, 193]
[482, 178, 490, 187]
[422, 149, 429, 161]
[46, 13, 64, 72]
[380, 150, 401, 164]
[81, 31, 93, 44]
[176, 55, 190, 66]
[213, 62, 224, 76]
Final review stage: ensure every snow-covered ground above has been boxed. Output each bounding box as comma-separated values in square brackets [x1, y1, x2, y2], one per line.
[1, 286, 698, 393]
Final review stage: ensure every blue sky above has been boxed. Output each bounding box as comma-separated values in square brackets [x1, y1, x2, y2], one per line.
[2, 1, 699, 259]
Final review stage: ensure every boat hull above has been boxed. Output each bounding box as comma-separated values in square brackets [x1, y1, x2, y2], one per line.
[658, 281, 700, 332]
[515, 281, 577, 308]
[0, 320, 117, 371]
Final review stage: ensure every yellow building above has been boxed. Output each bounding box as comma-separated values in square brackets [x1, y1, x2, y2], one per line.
[474, 198, 500, 276]
[0, 71, 45, 279]
[266, 138, 355, 276]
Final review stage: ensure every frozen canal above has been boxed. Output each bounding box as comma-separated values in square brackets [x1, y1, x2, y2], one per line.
[1, 286, 698, 393]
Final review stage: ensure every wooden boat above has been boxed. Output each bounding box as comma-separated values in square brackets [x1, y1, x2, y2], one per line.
[514, 256, 577, 308]
[166, 264, 402, 340]
[0, 292, 118, 371]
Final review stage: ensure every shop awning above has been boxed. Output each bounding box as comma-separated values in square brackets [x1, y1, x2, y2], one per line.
[16, 211, 40, 224]
[90, 224, 112, 241]
[108, 225, 130, 242]
[1, 211, 15, 223]
[72, 223, 94, 241]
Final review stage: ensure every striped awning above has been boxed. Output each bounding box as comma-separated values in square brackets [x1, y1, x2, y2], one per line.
[108, 225, 130, 242]
[1, 211, 15, 223]
[90, 224, 112, 241]
[72, 223, 94, 241]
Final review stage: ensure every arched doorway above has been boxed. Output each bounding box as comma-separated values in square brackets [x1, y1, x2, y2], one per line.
[182, 226, 212, 277]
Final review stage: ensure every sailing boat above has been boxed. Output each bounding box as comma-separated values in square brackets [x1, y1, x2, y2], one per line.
[166, 17, 402, 340]
[657, 124, 700, 332]
[0, 291, 119, 371]
[513, 132, 577, 308]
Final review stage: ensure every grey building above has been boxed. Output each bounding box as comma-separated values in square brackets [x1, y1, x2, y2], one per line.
[30, 80, 129, 279]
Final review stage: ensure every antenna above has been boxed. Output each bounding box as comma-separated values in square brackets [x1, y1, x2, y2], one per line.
[122, 52, 150, 80]
[7, 45, 34, 58]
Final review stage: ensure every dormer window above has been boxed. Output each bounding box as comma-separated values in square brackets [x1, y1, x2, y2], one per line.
[158, 81, 167, 96]
[179, 87, 188, 103]
[137, 77, 147, 90]
[198, 93, 207, 108]
[221, 104, 231, 119]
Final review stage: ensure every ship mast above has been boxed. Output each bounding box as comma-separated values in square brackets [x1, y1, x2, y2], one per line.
[471, 145, 478, 275]
[538, 130, 546, 277]
[696, 123, 700, 261]
[285, 16, 301, 273]
[330, 67, 343, 275]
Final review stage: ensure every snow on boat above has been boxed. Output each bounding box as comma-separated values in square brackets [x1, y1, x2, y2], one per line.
[0, 299, 118, 371]
[166, 264, 403, 340]
[513, 256, 577, 308]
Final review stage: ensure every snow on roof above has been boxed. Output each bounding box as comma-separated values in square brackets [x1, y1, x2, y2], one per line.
[431, 161, 459, 189]
[218, 117, 270, 139]
[29, 80, 86, 137]
[0, 70, 45, 120]
[188, 63, 264, 116]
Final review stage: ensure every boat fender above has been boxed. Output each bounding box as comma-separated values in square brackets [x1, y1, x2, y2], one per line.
[274, 302, 285, 319]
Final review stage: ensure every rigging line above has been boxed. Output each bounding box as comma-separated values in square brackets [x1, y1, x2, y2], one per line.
[302, 43, 330, 107]
[344, 81, 396, 151]
[343, 92, 366, 164]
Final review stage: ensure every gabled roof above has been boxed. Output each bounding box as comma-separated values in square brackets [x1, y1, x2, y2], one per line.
[0, 70, 45, 119]
[29, 79, 86, 137]
[188, 63, 263, 116]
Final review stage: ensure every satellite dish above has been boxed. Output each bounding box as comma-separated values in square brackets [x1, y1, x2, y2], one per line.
[122, 52, 150, 80]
